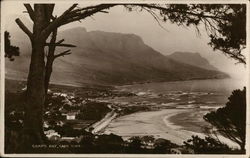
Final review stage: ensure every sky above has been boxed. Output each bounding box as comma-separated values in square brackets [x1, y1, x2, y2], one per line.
[2, 2, 248, 80]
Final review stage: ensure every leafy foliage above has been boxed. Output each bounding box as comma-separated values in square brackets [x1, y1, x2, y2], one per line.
[126, 136, 143, 153]
[77, 101, 111, 120]
[184, 135, 231, 154]
[154, 138, 178, 153]
[94, 133, 124, 153]
[4, 31, 20, 61]
[204, 87, 246, 150]
[207, 5, 246, 64]
[164, 4, 246, 64]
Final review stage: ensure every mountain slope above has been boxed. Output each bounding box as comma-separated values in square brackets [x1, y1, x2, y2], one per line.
[168, 52, 218, 71]
[5, 27, 229, 86]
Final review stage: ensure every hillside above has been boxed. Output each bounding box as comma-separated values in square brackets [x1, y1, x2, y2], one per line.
[168, 52, 218, 71]
[5, 26, 229, 86]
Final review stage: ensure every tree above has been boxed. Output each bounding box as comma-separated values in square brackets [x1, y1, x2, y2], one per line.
[207, 5, 246, 64]
[94, 134, 124, 153]
[204, 87, 246, 151]
[154, 138, 177, 153]
[14, 3, 246, 148]
[183, 135, 231, 154]
[127, 136, 143, 153]
[4, 31, 20, 61]
[15, 4, 78, 145]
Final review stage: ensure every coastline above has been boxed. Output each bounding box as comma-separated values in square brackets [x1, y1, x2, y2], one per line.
[6, 78, 241, 148]
[88, 110, 118, 134]
[102, 108, 195, 145]
[114, 77, 230, 88]
[97, 108, 240, 149]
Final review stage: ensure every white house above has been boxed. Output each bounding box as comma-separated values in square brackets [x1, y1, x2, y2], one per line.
[66, 112, 76, 120]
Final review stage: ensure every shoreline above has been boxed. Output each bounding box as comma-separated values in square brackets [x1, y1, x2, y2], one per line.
[102, 108, 194, 145]
[5, 76, 230, 89]
[114, 77, 230, 88]
[98, 108, 240, 149]
[88, 110, 118, 134]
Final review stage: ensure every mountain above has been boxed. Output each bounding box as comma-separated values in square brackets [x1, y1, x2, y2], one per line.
[5, 26, 229, 86]
[168, 52, 218, 71]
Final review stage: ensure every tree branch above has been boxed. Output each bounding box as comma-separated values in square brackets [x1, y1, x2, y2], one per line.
[42, 4, 116, 38]
[99, 10, 109, 13]
[45, 43, 76, 47]
[62, 4, 78, 16]
[135, 4, 228, 21]
[143, 7, 168, 31]
[47, 29, 57, 59]
[68, 4, 110, 15]
[59, 4, 116, 26]
[56, 39, 65, 44]
[41, 4, 78, 38]
[54, 49, 71, 58]
[24, 4, 35, 21]
[15, 18, 33, 39]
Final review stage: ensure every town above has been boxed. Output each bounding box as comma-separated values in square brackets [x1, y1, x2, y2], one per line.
[5, 79, 198, 154]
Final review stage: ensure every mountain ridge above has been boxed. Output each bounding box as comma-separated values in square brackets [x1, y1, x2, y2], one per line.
[5, 26, 229, 86]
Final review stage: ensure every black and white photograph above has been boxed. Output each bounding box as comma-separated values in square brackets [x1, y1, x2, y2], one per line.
[1, 0, 249, 157]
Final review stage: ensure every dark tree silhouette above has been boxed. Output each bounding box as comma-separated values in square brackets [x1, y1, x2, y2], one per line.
[154, 138, 177, 153]
[184, 135, 231, 154]
[207, 5, 246, 64]
[4, 31, 20, 61]
[14, 3, 246, 148]
[127, 136, 143, 153]
[204, 87, 246, 150]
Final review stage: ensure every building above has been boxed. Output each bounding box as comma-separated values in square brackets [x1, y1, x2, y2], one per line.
[66, 113, 76, 120]
[44, 129, 61, 140]
[61, 110, 80, 120]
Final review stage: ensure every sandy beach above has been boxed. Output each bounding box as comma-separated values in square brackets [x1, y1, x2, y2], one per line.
[102, 108, 240, 148]
[103, 109, 201, 145]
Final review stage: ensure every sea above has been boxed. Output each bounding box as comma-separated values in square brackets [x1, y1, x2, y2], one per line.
[102, 78, 246, 146]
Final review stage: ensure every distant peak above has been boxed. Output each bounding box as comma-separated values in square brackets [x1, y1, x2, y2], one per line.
[89, 30, 143, 42]
[63, 27, 87, 32]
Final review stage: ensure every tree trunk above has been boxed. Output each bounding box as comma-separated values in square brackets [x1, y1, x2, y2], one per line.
[23, 41, 46, 146]
[240, 141, 245, 152]
[22, 4, 48, 148]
